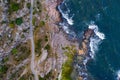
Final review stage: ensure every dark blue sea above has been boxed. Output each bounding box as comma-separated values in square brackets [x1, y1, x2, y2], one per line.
[58, 0, 120, 80]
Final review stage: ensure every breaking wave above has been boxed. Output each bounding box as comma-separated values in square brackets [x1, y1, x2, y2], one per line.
[58, 1, 76, 38]
[89, 24, 105, 40]
[58, 2, 74, 25]
[88, 23, 105, 58]
[116, 70, 120, 80]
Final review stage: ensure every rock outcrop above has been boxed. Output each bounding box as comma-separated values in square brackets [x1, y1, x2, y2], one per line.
[79, 29, 94, 55]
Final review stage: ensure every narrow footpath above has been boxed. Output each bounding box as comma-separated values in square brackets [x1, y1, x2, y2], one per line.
[29, 0, 39, 80]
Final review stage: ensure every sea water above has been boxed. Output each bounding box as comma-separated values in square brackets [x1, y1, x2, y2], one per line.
[58, 0, 120, 80]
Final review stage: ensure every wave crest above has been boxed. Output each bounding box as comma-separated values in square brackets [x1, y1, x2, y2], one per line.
[58, 3, 74, 25]
[116, 70, 120, 80]
[88, 24, 105, 40]
[89, 24, 105, 58]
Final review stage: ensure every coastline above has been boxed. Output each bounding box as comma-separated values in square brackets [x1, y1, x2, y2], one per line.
[0, 0, 108, 80]
[45, 0, 97, 80]
[45, 0, 80, 79]
[51, 0, 98, 80]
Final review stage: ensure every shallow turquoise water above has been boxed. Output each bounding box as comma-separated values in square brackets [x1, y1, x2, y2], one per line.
[59, 0, 120, 80]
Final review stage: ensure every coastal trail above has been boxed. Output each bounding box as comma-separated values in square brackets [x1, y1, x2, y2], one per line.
[29, 0, 39, 80]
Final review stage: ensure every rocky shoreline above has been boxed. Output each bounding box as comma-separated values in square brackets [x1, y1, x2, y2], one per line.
[46, 0, 96, 80]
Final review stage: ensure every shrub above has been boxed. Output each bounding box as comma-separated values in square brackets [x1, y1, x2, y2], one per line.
[32, 18, 36, 26]
[45, 36, 48, 42]
[10, 3, 20, 11]
[9, 21, 15, 28]
[35, 39, 42, 54]
[45, 44, 50, 50]
[15, 17, 23, 25]
[27, 3, 31, 9]
[39, 21, 45, 27]
[2, 57, 9, 63]
[0, 65, 8, 74]
[11, 48, 18, 55]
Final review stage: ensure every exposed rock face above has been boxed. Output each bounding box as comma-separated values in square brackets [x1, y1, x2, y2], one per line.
[45, 0, 62, 23]
[79, 29, 94, 55]
[76, 29, 94, 80]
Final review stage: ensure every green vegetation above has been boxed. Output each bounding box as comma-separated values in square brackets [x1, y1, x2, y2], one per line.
[45, 35, 48, 42]
[15, 17, 23, 25]
[11, 48, 18, 55]
[33, 9, 37, 15]
[35, 39, 42, 55]
[61, 46, 76, 80]
[1, 21, 7, 24]
[39, 21, 45, 27]
[46, 14, 49, 20]
[19, 77, 25, 80]
[34, 20, 45, 30]
[44, 44, 50, 50]
[15, 46, 30, 62]
[9, 21, 15, 28]
[9, 2, 20, 13]
[9, 67, 25, 80]
[36, 1, 42, 13]
[11, 43, 30, 64]
[32, 17, 36, 26]
[61, 53, 73, 80]
[2, 57, 9, 63]
[19, 72, 34, 80]
[23, 28, 28, 32]
[27, 3, 31, 9]
[0, 65, 8, 74]
[21, 34, 25, 38]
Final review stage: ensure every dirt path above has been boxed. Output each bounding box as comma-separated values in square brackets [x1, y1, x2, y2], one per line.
[29, 0, 39, 80]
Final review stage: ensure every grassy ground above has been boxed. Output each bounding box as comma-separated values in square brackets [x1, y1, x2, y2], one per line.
[61, 46, 77, 80]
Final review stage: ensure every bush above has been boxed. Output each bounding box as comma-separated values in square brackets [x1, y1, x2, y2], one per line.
[27, 3, 31, 9]
[11, 48, 18, 55]
[39, 21, 45, 27]
[45, 44, 50, 50]
[45, 36, 48, 42]
[10, 3, 20, 11]
[32, 18, 36, 26]
[15, 17, 23, 25]
[35, 39, 42, 54]
[19, 77, 25, 80]
[0, 65, 8, 74]
[33, 9, 37, 15]
[9, 21, 15, 28]
[2, 57, 9, 63]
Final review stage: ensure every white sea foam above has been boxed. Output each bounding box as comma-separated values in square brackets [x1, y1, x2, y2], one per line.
[116, 70, 120, 80]
[88, 24, 105, 58]
[83, 57, 90, 66]
[88, 24, 105, 40]
[58, 3, 75, 35]
[89, 37, 101, 58]
[63, 13, 74, 25]
[58, 5, 74, 25]
[59, 22, 70, 34]
[63, 25, 70, 34]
